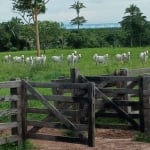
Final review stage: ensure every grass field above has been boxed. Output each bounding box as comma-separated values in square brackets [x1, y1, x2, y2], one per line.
[0, 47, 150, 82]
[0, 47, 150, 149]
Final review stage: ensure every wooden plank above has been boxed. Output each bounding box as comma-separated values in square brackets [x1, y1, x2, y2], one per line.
[27, 133, 88, 145]
[51, 78, 71, 83]
[0, 135, 20, 145]
[27, 121, 88, 131]
[128, 68, 150, 76]
[0, 109, 18, 117]
[0, 122, 18, 130]
[0, 81, 21, 88]
[95, 112, 139, 119]
[27, 108, 80, 116]
[99, 88, 138, 95]
[107, 100, 139, 107]
[28, 81, 89, 89]
[95, 123, 134, 130]
[97, 81, 109, 88]
[27, 95, 88, 103]
[0, 95, 20, 102]
[23, 80, 87, 140]
[84, 76, 139, 82]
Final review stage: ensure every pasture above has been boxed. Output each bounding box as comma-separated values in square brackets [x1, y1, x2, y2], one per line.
[0, 47, 150, 149]
[0, 47, 150, 82]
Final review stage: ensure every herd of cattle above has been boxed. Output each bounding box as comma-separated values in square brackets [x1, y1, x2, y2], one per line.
[2, 50, 149, 66]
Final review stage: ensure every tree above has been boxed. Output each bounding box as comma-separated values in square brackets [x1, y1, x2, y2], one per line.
[39, 21, 62, 51]
[0, 23, 12, 51]
[12, 0, 49, 56]
[70, 1, 87, 31]
[120, 4, 147, 47]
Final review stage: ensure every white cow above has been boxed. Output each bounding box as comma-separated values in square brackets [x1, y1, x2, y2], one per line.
[93, 53, 108, 65]
[3, 54, 12, 63]
[13, 55, 24, 63]
[51, 54, 63, 64]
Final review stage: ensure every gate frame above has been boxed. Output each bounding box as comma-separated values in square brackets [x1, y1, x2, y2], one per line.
[22, 79, 95, 147]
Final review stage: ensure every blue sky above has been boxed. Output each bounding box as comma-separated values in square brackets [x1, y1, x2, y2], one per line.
[0, 0, 150, 24]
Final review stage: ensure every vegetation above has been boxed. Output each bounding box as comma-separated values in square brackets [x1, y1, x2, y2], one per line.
[70, 1, 87, 31]
[12, 0, 50, 56]
[120, 4, 147, 47]
[0, 140, 37, 150]
[0, 47, 150, 82]
[1, 19, 150, 51]
[0, 47, 150, 148]
[0, 4, 149, 52]
[135, 132, 150, 142]
[1, 2, 150, 147]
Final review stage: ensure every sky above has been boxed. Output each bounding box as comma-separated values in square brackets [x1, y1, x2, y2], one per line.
[0, 0, 150, 24]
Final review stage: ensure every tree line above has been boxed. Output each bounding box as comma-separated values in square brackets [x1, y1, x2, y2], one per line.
[0, 2, 150, 52]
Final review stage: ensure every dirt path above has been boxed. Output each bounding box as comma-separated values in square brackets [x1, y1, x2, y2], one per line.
[31, 128, 150, 150]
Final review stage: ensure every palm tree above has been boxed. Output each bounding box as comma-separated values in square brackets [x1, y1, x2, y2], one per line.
[120, 4, 147, 47]
[70, 1, 87, 31]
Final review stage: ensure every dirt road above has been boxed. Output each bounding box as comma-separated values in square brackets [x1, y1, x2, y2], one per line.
[31, 128, 150, 150]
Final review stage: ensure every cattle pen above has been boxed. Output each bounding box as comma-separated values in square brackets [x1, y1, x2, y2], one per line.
[0, 68, 150, 148]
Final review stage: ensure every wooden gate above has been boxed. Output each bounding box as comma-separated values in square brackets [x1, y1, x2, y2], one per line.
[22, 80, 95, 146]
[78, 74, 143, 131]
[1, 68, 150, 147]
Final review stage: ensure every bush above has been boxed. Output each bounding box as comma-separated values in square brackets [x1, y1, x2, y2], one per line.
[134, 132, 150, 142]
[10, 47, 18, 52]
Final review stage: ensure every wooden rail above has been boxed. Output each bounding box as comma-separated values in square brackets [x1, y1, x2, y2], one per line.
[1, 68, 150, 147]
[23, 80, 95, 147]
[0, 80, 23, 147]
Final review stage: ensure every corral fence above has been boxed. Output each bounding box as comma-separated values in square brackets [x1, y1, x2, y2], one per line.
[52, 68, 150, 132]
[0, 75, 95, 147]
[0, 68, 150, 147]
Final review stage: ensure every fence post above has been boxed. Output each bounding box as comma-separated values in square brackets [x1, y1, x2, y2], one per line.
[21, 80, 27, 142]
[140, 76, 150, 132]
[70, 68, 80, 83]
[10, 78, 23, 146]
[88, 82, 95, 147]
[70, 68, 80, 123]
[119, 68, 130, 112]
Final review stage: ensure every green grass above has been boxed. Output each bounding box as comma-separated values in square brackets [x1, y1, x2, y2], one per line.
[0, 47, 150, 82]
[0, 140, 37, 150]
[134, 132, 150, 142]
[1, 47, 150, 147]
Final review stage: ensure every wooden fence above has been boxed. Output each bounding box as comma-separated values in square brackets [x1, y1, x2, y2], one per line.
[0, 78, 95, 147]
[1, 68, 150, 147]
[53, 68, 150, 132]
[0, 79, 23, 146]
[23, 80, 95, 147]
